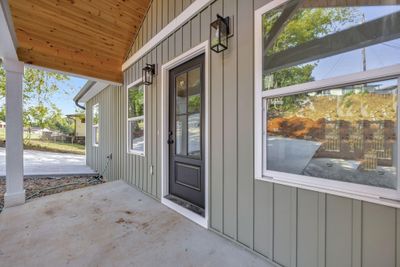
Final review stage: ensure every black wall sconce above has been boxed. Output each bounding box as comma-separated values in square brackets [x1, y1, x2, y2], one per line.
[142, 64, 155, 85]
[210, 14, 231, 53]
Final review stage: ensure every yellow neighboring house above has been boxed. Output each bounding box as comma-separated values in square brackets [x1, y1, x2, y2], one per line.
[66, 114, 86, 145]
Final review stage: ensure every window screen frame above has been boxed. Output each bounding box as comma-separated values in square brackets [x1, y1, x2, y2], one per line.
[254, 0, 400, 203]
[127, 78, 146, 156]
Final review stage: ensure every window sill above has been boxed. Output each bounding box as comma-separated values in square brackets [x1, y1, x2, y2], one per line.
[256, 176, 400, 209]
[128, 151, 145, 157]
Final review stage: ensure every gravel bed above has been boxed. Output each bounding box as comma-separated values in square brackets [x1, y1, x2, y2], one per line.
[0, 176, 104, 212]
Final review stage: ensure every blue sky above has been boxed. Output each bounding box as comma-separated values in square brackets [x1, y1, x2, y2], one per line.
[51, 76, 87, 115]
[304, 6, 400, 82]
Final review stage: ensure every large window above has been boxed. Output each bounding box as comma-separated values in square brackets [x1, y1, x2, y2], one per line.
[92, 103, 99, 146]
[255, 0, 400, 200]
[127, 81, 145, 155]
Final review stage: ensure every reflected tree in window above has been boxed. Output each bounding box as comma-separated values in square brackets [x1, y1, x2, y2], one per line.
[263, 3, 361, 90]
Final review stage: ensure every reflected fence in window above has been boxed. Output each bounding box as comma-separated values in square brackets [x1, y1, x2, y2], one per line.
[265, 79, 398, 189]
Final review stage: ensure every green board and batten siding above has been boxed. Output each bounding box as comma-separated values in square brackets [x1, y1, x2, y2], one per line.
[86, 0, 400, 266]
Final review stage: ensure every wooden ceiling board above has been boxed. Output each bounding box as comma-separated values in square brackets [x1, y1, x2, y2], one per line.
[8, 0, 150, 83]
[12, 13, 129, 56]
[18, 47, 122, 82]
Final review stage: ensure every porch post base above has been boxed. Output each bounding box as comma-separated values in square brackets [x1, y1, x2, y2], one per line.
[4, 190, 26, 208]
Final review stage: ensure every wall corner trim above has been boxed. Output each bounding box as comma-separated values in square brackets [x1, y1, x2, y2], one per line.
[122, 0, 212, 71]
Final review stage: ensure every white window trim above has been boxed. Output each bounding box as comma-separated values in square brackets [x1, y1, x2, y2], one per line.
[127, 78, 145, 156]
[92, 103, 99, 147]
[254, 0, 400, 208]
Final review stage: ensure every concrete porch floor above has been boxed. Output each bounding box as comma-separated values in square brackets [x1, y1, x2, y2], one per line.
[0, 181, 272, 267]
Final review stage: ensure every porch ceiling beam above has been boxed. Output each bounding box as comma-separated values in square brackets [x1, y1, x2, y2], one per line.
[264, 11, 400, 74]
[263, 0, 302, 52]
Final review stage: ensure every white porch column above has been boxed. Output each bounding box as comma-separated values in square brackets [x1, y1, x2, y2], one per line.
[3, 59, 25, 207]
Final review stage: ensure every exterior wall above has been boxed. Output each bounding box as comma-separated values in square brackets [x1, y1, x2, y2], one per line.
[126, 0, 196, 59]
[86, 85, 122, 182]
[87, 0, 400, 266]
[75, 119, 85, 137]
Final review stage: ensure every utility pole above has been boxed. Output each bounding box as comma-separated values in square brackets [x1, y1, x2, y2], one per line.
[361, 13, 367, 72]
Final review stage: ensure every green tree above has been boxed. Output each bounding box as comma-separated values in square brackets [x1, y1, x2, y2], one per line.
[0, 64, 5, 101]
[128, 86, 144, 118]
[48, 106, 74, 134]
[0, 63, 71, 140]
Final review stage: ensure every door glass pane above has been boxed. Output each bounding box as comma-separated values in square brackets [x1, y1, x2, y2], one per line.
[176, 115, 187, 155]
[130, 119, 144, 153]
[176, 73, 187, 114]
[266, 78, 398, 189]
[188, 113, 201, 158]
[188, 68, 201, 113]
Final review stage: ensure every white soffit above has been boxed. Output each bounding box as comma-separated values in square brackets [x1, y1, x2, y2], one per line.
[0, 1, 17, 60]
[122, 0, 212, 71]
[79, 82, 109, 103]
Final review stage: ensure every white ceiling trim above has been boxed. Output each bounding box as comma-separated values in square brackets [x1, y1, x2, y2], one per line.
[122, 0, 212, 71]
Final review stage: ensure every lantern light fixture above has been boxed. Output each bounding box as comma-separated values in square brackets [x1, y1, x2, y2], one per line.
[210, 14, 231, 53]
[142, 64, 155, 85]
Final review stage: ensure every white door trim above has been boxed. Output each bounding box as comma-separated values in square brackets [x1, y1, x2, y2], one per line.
[160, 41, 210, 228]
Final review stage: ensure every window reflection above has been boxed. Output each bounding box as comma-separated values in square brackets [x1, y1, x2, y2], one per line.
[130, 119, 144, 152]
[128, 84, 145, 154]
[262, 2, 400, 90]
[266, 79, 398, 189]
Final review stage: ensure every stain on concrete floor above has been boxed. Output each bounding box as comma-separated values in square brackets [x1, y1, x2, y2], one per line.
[0, 181, 272, 267]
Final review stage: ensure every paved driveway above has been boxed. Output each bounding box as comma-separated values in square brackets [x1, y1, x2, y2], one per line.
[0, 148, 96, 177]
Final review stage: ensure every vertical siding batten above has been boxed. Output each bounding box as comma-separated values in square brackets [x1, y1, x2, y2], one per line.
[237, 0, 254, 249]
[209, 0, 224, 233]
[222, 0, 238, 240]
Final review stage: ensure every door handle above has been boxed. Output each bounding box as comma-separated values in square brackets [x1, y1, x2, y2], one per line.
[167, 131, 174, 145]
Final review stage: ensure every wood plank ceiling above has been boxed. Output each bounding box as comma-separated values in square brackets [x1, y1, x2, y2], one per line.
[8, 0, 151, 83]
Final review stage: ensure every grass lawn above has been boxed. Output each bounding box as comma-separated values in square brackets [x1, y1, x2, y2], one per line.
[25, 140, 85, 155]
[0, 128, 85, 155]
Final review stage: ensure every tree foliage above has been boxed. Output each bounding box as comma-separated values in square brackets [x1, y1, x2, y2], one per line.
[263, 5, 360, 114]
[263, 6, 360, 90]
[128, 86, 144, 118]
[0, 64, 74, 137]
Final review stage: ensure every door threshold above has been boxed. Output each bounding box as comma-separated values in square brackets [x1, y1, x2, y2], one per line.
[162, 195, 208, 228]
[165, 194, 205, 217]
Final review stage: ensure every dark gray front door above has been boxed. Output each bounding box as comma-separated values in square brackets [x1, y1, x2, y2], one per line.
[168, 54, 205, 210]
